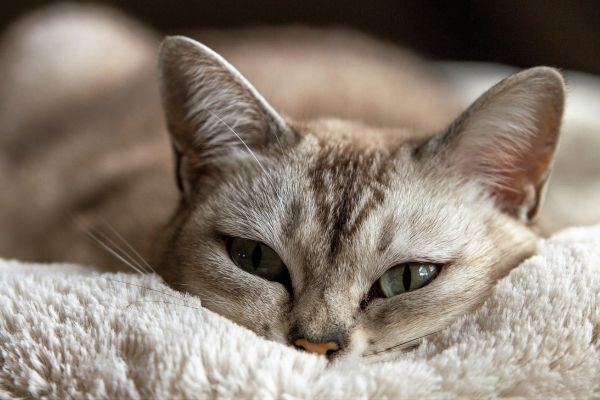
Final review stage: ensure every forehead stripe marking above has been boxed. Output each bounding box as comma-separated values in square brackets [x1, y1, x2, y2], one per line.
[310, 145, 390, 259]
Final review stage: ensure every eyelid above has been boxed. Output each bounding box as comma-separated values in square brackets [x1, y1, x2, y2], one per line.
[214, 227, 277, 248]
[215, 231, 256, 248]
[211, 223, 262, 241]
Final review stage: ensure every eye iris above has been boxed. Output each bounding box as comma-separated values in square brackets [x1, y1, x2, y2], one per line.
[255, 243, 285, 281]
[230, 238, 256, 273]
[379, 265, 407, 298]
[410, 264, 440, 291]
[228, 238, 287, 282]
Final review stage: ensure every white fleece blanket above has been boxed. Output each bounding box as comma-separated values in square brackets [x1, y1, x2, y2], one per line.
[1, 226, 599, 399]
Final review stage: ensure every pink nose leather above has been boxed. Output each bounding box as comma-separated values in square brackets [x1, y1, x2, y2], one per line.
[294, 338, 339, 355]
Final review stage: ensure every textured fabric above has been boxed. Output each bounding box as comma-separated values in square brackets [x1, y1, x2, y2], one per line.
[1, 225, 599, 399]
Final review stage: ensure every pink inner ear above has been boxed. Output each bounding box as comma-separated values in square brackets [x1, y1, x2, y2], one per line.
[464, 128, 559, 222]
[441, 67, 565, 222]
[482, 117, 559, 220]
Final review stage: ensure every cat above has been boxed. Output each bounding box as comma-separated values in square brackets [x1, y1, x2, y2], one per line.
[0, 5, 564, 360]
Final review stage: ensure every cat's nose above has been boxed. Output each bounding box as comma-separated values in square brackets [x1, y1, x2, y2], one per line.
[293, 338, 339, 356]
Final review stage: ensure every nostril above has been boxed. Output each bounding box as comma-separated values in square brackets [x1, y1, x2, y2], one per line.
[294, 343, 306, 352]
[293, 339, 307, 352]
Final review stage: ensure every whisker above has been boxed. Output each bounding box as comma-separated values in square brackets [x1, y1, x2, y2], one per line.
[77, 216, 151, 274]
[207, 110, 285, 207]
[87, 230, 147, 275]
[365, 329, 443, 357]
[75, 217, 147, 275]
[104, 277, 192, 304]
[123, 300, 204, 312]
[98, 217, 157, 274]
[207, 110, 270, 176]
[88, 225, 150, 274]
[170, 282, 194, 288]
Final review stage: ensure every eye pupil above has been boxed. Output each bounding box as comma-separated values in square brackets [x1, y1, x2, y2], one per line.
[251, 243, 262, 270]
[402, 264, 411, 291]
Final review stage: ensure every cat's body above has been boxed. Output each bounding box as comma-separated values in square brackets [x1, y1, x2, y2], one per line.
[0, 5, 568, 359]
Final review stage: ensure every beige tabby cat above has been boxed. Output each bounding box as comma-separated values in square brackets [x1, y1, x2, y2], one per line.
[0, 5, 564, 359]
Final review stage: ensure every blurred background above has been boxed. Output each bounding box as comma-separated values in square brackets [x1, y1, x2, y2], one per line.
[3, 0, 600, 74]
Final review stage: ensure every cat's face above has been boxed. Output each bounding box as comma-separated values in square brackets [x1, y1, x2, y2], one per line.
[154, 36, 564, 360]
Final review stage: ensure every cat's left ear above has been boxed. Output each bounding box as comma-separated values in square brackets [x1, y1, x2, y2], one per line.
[419, 67, 565, 222]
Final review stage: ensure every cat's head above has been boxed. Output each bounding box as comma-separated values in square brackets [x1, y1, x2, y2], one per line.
[154, 36, 564, 360]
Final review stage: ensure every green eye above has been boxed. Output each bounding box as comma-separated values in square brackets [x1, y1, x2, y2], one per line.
[378, 263, 440, 298]
[228, 237, 287, 282]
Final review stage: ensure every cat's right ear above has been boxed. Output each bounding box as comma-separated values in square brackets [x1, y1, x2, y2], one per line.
[158, 36, 293, 195]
